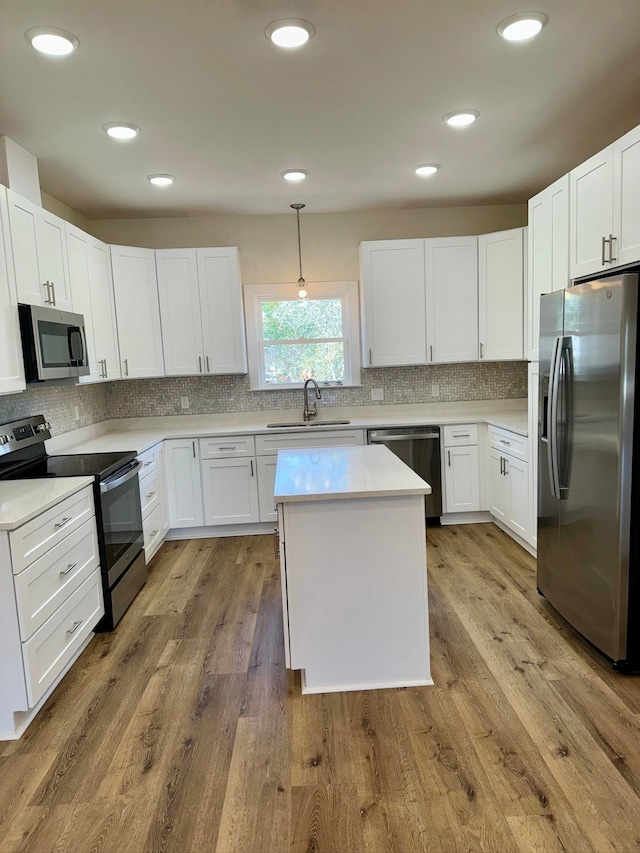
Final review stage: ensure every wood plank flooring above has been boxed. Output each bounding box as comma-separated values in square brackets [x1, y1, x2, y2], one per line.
[2, 524, 640, 852]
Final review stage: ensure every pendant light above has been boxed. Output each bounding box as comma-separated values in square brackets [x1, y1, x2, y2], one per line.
[291, 203, 308, 299]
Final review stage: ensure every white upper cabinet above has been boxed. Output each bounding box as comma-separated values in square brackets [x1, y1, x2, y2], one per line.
[478, 228, 524, 361]
[360, 240, 427, 367]
[569, 145, 614, 279]
[66, 224, 121, 384]
[613, 123, 640, 269]
[197, 247, 247, 374]
[0, 187, 25, 395]
[527, 174, 569, 360]
[7, 190, 72, 310]
[157, 246, 247, 376]
[157, 249, 204, 376]
[110, 245, 164, 379]
[425, 236, 478, 363]
[570, 124, 640, 279]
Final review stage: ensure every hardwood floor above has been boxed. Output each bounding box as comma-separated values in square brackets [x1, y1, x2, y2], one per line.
[2, 524, 640, 852]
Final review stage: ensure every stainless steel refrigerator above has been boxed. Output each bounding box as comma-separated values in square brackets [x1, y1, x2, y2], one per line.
[538, 273, 640, 670]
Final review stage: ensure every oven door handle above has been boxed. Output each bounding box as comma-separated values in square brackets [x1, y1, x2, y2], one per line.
[100, 460, 141, 493]
[369, 432, 440, 442]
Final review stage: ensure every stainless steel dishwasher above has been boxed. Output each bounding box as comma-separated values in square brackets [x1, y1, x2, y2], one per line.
[367, 426, 442, 521]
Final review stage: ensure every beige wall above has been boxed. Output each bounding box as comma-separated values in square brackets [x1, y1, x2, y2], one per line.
[88, 204, 527, 283]
[40, 191, 94, 232]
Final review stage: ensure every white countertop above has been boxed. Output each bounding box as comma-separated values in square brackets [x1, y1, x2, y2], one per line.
[0, 477, 94, 531]
[50, 399, 528, 456]
[274, 445, 432, 502]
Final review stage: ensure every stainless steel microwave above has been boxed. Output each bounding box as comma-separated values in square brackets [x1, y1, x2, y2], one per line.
[18, 304, 90, 382]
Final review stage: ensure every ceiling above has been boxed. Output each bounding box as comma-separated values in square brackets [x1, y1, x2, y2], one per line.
[1, 0, 640, 220]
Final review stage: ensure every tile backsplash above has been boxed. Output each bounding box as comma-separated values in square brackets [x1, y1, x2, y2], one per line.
[0, 362, 527, 436]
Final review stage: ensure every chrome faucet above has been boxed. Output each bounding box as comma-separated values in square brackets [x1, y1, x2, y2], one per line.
[303, 378, 322, 421]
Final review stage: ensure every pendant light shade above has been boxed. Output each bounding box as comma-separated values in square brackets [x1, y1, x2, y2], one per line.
[291, 203, 307, 299]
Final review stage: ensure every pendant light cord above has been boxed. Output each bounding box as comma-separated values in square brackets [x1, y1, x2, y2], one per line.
[296, 207, 304, 283]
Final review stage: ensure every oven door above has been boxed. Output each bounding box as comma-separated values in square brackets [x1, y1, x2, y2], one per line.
[100, 460, 144, 587]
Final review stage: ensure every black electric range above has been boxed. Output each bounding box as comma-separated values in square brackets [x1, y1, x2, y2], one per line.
[0, 414, 146, 630]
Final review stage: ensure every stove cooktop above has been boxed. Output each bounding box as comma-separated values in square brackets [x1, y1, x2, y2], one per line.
[1, 451, 137, 482]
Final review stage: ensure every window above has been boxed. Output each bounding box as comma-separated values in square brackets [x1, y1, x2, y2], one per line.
[244, 281, 361, 389]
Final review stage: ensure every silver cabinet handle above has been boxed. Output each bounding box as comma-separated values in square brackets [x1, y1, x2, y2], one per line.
[609, 234, 617, 264]
[66, 619, 83, 636]
[123, 358, 129, 377]
[218, 446, 237, 451]
[250, 459, 254, 476]
[43, 281, 51, 304]
[60, 562, 77, 576]
[503, 458, 509, 476]
[480, 342, 484, 359]
[430, 345, 433, 362]
[143, 460, 153, 468]
[55, 516, 72, 529]
[369, 347, 372, 366]
[192, 441, 196, 458]
[198, 356, 202, 373]
[146, 491, 156, 498]
[206, 355, 210, 372]
[500, 456, 504, 475]
[150, 529, 159, 537]
[499, 439, 511, 446]
[447, 450, 451, 467]
[50, 281, 56, 305]
[602, 235, 609, 265]
[273, 526, 280, 559]
[104, 358, 108, 378]
[452, 433, 470, 438]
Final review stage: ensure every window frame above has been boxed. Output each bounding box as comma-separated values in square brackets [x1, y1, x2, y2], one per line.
[243, 281, 361, 390]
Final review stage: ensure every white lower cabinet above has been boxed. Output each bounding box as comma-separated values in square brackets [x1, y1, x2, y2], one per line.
[201, 457, 259, 525]
[488, 425, 529, 541]
[164, 439, 203, 528]
[138, 443, 168, 560]
[257, 455, 279, 523]
[528, 363, 539, 550]
[442, 424, 480, 513]
[0, 484, 104, 739]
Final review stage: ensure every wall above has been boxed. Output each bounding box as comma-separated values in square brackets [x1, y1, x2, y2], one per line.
[0, 361, 527, 437]
[8, 201, 527, 436]
[89, 204, 527, 283]
[0, 383, 109, 436]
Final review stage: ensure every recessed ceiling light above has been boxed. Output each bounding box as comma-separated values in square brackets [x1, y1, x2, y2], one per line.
[147, 174, 175, 186]
[25, 27, 79, 56]
[281, 170, 308, 182]
[443, 110, 479, 128]
[413, 164, 440, 177]
[266, 20, 315, 48]
[497, 12, 548, 42]
[103, 122, 141, 140]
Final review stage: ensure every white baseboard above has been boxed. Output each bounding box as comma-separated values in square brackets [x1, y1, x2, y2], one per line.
[440, 511, 492, 525]
[166, 522, 276, 541]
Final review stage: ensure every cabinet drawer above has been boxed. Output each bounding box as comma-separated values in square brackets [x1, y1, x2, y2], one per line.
[489, 426, 528, 462]
[138, 443, 161, 478]
[10, 486, 95, 575]
[14, 518, 100, 641]
[255, 429, 364, 455]
[143, 503, 163, 554]
[22, 570, 104, 707]
[139, 469, 160, 516]
[443, 424, 478, 447]
[200, 435, 256, 459]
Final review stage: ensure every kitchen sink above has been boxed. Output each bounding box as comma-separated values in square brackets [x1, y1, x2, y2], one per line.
[265, 419, 351, 428]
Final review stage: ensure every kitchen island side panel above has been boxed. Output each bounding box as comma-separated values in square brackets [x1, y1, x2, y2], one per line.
[283, 494, 431, 693]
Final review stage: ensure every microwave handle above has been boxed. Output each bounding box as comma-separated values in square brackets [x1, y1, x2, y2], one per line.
[68, 326, 85, 365]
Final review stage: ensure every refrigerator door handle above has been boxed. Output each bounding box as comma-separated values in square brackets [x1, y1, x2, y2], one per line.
[558, 337, 574, 496]
[547, 335, 563, 499]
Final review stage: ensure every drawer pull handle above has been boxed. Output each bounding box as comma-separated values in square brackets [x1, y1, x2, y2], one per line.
[143, 461, 153, 468]
[150, 529, 159, 537]
[55, 516, 73, 528]
[60, 562, 77, 576]
[66, 619, 83, 636]
[499, 439, 511, 446]
[452, 433, 470, 438]
[219, 446, 237, 451]
[146, 491, 156, 498]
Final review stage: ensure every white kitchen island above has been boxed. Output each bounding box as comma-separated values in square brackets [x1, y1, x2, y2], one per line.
[274, 444, 433, 694]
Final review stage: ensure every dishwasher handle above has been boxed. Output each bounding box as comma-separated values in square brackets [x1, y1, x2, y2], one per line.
[369, 432, 440, 442]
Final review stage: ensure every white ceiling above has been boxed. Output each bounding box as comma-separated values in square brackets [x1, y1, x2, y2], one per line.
[1, 0, 640, 220]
